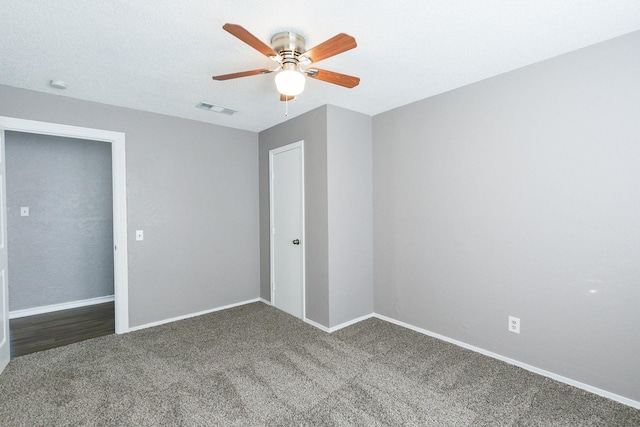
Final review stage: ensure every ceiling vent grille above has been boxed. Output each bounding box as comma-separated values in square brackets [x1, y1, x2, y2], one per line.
[196, 102, 237, 115]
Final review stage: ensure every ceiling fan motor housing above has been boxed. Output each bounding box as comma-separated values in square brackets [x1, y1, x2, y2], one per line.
[271, 32, 306, 66]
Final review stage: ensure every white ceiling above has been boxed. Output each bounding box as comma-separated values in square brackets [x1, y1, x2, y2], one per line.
[1, 1, 639, 132]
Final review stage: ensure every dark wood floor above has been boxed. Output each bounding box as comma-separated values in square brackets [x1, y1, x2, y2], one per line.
[9, 302, 115, 358]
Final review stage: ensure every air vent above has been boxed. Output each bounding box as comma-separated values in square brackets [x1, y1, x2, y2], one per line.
[196, 102, 237, 115]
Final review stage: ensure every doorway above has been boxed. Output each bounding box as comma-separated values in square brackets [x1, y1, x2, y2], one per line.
[0, 116, 129, 375]
[5, 131, 114, 357]
[269, 141, 305, 319]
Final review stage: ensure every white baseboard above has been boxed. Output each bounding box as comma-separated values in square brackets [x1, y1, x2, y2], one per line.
[373, 313, 640, 410]
[257, 299, 363, 333]
[304, 317, 331, 332]
[303, 313, 375, 333]
[9, 295, 115, 319]
[128, 298, 261, 332]
[258, 297, 372, 333]
[328, 313, 375, 333]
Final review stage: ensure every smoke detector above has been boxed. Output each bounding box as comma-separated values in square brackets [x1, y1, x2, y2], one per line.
[49, 80, 67, 89]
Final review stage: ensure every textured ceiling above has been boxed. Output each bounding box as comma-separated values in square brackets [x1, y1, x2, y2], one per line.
[1, 1, 639, 132]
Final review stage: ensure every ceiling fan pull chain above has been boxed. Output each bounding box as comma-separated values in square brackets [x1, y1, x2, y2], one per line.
[285, 96, 289, 116]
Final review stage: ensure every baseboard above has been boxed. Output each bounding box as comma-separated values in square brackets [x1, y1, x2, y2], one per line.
[9, 295, 115, 319]
[303, 313, 375, 333]
[259, 297, 271, 305]
[373, 313, 640, 410]
[328, 313, 375, 333]
[304, 317, 331, 332]
[128, 298, 261, 332]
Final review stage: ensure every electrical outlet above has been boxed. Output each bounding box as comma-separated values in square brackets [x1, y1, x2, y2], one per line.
[20, 207, 29, 216]
[135, 230, 144, 241]
[509, 316, 520, 334]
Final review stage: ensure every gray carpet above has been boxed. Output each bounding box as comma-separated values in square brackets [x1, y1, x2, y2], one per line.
[0, 302, 638, 426]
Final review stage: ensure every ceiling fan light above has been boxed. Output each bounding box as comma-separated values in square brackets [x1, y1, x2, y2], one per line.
[275, 69, 305, 96]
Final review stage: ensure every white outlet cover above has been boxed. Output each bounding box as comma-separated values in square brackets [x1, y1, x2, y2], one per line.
[135, 230, 144, 241]
[509, 316, 521, 334]
[20, 207, 29, 216]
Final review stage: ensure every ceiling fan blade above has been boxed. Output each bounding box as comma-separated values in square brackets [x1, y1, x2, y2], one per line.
[302, 33, 357, 63]
[307, 69, 360, 88]
[223, 23, 278, 59]
[212, 69, 273, 81]
[280, 94, 295, 102]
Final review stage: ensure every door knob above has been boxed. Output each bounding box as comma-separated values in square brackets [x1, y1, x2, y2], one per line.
[292, 239, 300, 245]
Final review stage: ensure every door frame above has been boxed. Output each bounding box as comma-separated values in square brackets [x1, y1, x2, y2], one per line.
[0, 116, 130, 334]
[269, 140, 305, 319]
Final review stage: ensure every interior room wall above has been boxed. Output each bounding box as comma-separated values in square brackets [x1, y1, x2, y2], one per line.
[326, 105, 373, 327]
[259, 105, 375, 329]
[372, 31, 640, 402]
[6, 131, 113, 311]
[0, 84, 260, 328]
[258, 106, 330, 326]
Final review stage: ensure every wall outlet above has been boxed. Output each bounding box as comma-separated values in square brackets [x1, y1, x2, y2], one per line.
[509, 316, 520, 334]
[135, 230, 144, 241]
[20, 207, 29, 216]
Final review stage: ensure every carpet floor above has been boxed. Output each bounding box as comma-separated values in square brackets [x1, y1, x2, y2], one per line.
[0, 302, 637, 426]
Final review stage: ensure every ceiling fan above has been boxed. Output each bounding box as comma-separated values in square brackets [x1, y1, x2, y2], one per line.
[212, 23, 360, 101]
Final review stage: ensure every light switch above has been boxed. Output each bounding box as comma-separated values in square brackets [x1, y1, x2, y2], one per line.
[136, 230, 144, 241]
[20, 207, 29, 217]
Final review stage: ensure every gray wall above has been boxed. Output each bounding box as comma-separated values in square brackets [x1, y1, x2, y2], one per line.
[6, 131, 113, 311]
[0, 84, 259, 327]
[372, 31, 640, 402]
[327, 105, 373, 327]
[259, 105, 375, 328]
[259, 106, 330, 326]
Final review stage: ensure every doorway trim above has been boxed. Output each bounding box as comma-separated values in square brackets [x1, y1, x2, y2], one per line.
[0, 116, 129, 334]
[269, 140, 305, 319]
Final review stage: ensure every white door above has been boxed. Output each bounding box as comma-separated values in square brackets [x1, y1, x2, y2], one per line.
[0, 131, 9, 373]
[269, 141, 304, 319]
